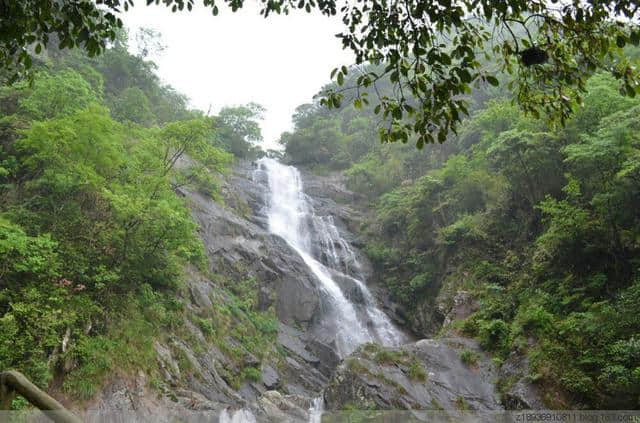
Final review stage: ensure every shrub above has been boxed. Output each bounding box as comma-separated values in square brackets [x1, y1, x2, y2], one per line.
[478, 319, 511, 353]
[407, 358, 427, 382]
[242, 366, 262, 383]
[197, 317, 215, 337]
[513, 301, 555, 337]
[460, 349, 480, 366]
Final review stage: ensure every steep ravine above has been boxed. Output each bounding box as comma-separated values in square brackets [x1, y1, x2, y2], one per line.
[80, 159, 541, 421]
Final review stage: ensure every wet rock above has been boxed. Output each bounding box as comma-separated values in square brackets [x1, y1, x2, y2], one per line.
[82, 374, 227, 422]
[277, 323, 320, 364]
[257, 390, 310, 422]
[306, 339, 341, 378]
[499, 353, 546, 409]
[331, 271, 366, 305]
[298, 167, 409, 332]
[187, 270, 214, 309]
[261, 364, 280, 390]
[325, 338, 503, 412]
[276, 323, 331, 395]
[155, 341, 180, 384]
[257, 285, 275, 312]
[442, 290, 475, 326]
[89, 159, 536, 419]
[184, 164, 328, 331]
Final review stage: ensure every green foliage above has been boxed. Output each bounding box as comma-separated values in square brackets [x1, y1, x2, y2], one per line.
[109, 87, 156, 126]
[359, 344, 426, 383]
[460, 350, 479, 366]
[19, 69, 99, 120]
[241, 366, 262, 383]
[373, 349, 407, 365]
[200, 274, 279, 387]
[477, 320, 511, 353]
[196, 317, 215, 338]
[214, 103, 265, 159]
[407, 358, 427, 382]
[0, 218, 60, 282]
[0, 39, 230, 400]
[437, 214, 487, 246]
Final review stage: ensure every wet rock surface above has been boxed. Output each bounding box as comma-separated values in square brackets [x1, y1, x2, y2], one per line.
[499, 353, 546, 410]
[187, 173, 322, 330]
[325, 338, 503, 412]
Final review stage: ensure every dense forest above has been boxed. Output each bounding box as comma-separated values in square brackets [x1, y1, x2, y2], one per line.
[0, 31, 271, 405]
[281, 67, 640, 408]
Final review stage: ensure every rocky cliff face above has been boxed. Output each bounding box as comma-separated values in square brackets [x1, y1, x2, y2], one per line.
[81, 159, 540, 421]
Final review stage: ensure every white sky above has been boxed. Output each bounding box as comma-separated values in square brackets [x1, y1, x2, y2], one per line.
[122, 3, 352, 149]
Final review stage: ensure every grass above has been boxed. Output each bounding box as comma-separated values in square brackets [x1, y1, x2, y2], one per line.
[359, 344, 428, 384]
[242, 366, 262, 383]
[430, 398, 445, 411]
[347, 358, 369, 374]
[196, 317, 215, 338]
[189, 273, 280, 389]
[407, 358, 427, 382]
[62, 270, 279, 401]
[346, 358, 409, 396]
[455, 396, 469, 410]
[63, 293, 166, 399]
[460, 349, 480, 366]
[373, 349, 408, 365]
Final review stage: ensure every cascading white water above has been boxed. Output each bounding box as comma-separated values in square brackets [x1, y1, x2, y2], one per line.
[218, 408, 256, 423]
[308, 396, 324, 423]
[256, 157, 371, 355]
[217, 158, 405, 423]
[256, 157, 405, 355]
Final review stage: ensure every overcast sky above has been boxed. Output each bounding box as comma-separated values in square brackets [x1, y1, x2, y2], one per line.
[122, 3, 352, 149]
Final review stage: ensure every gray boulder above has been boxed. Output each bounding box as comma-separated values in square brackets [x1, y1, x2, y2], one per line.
[324, 338, 503, 412]
[499, 352, 546, 410]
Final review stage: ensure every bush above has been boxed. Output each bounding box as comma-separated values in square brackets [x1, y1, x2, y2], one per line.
[460, 349, 480, 366]
[437, 214, 487, 246]
[407, 358, 427, 382]
[197, 317, 215, 337]
[478, 319, 511, 353]
[242, 366, 262, 383]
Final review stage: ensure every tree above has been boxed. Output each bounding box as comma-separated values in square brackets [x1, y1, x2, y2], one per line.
[19, 69, 99, 121]
[110, 86, 156, 126]
[214, 103, 265, 158]
[2, 1, 640, 147]
[488, 129, 564, 208]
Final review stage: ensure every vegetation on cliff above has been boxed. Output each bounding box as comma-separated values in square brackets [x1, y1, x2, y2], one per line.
[0, 31, 270, 405]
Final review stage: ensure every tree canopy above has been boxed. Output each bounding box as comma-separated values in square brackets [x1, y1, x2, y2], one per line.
[2, 0, 640, 146]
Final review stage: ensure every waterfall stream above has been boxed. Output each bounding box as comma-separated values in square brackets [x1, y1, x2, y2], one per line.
[218, 158, 405, 423]
[256, 157, 405, 355]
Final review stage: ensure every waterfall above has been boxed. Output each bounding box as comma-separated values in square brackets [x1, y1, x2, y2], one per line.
[255, 157, 405, 355]
[308, 396, 324, 423]
[217, 158, 406, 423]
[218, 408, 256, 423]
